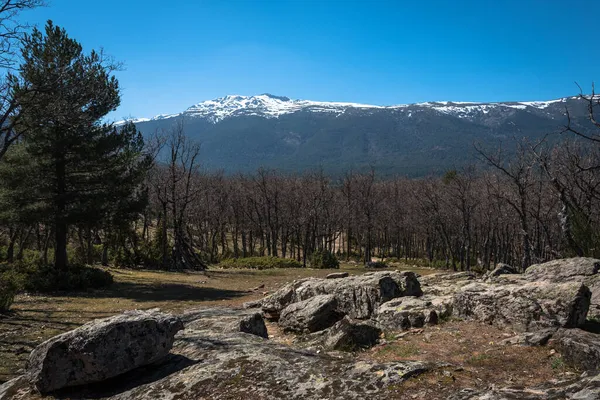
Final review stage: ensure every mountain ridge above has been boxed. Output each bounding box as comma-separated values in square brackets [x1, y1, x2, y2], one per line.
[126, 94, 594, 177]
[118, 93, 578, 125]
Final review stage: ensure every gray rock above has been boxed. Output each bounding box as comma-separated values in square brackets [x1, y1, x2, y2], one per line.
[453, 281, 590, 331]
[419, 272, 476, 297]
[326, 272, 349, 279]
[262, 271, 422, 321]
[279, 294, 341, 333]
[377, 296, 446, 331]
[66, 324, 434, 400]
[498, 328, 557, 346]
[242, 299, 262, 309]
[484, 263, 518, 282]
[493, 263, 517, 275]
[552, 328, 600, 371]
[0, 377, 28, 400]
[322, 317, 382, 351]
[26, 309, 183, 393]
[261, 278, 310, 320]
[525, 258, 600, 281]
[525, 258, 600, 319]
[183, 308, 268, 338]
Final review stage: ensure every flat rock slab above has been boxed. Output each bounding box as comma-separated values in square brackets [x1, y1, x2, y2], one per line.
[103, 328, 434, 400]
[26, 309, 183, 393]
[453, 280, 590, 331]
[182, 308, 268, 338]
[449, 372, 600, 399]
[262, 271, 422, 320]
[419, 272, 477, 297]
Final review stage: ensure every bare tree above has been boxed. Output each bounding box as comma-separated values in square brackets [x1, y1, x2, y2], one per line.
[476, 140, 540, 270]
[0, 1, 45, 159]
[150, 119, 206, 270]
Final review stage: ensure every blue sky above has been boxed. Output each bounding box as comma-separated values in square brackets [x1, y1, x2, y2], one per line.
[19, 0, 600, 120]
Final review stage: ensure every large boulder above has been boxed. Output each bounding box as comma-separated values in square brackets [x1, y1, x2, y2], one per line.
[26, 309, 183, 393]
[524, 257, 600, 318]
[262, 271, 422, 320]
[552, 328, 600, 371]
[453, 280, 591, 331]
[322, 317, 381, 351]
[279, 294, 341, 333]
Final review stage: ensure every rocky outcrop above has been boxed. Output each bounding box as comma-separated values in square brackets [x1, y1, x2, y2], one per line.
[279, 294, 341, 333]
[524, 257, 600, 318]
[105, 327, 434, 400]
[26, 309, 183, 393]
[453, 281, 590, 331]
[376, 296, 449, 331]
[552, 328, 600, 371]
[262, 271, 422, 320]
[2, 306, 442, 399]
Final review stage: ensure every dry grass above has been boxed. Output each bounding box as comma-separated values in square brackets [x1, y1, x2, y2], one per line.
[363, 321, 576, 399]
[0, 262, 433, 382]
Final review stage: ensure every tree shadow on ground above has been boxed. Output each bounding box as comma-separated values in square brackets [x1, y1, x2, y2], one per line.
[54, 281, 249, 303]
[53, 354, 200, 399]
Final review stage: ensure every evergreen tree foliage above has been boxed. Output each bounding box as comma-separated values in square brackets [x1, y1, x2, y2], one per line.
[0, 21, 150, 271]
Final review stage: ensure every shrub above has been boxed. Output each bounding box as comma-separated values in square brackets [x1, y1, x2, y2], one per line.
[20, 263, 113, 293]
[0, 269, 25, 313]
[365, 261, 388, 269]
[218, 256, 302, 270]
[310, 250, 339, 269]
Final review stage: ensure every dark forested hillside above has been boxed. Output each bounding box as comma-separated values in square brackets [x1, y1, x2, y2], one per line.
[130, 95, 593, 176]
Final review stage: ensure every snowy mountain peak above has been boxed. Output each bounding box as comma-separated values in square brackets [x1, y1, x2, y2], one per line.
[117, 95, 581, 125]
[180, 94, 385, 122]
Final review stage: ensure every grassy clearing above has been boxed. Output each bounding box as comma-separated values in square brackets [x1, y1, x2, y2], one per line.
[0, 262, 432, 382]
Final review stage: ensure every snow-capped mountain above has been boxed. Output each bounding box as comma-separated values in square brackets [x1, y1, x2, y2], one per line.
[126, 94, 593, 176]
[121, 93, 577, 125]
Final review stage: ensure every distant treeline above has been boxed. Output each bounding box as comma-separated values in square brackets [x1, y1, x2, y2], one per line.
[129, 121, 599, 272]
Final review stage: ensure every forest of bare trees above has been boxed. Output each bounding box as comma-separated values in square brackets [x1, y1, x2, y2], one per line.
[130, 93, 599, 272]
[6, 93, 597, 274]
[2, 103, 599, 274]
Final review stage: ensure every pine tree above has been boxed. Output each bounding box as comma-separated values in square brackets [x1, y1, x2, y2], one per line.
[0, 21, 150, 271]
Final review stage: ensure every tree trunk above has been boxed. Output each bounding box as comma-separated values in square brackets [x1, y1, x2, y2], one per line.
[55, 221, 68, 271]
